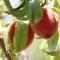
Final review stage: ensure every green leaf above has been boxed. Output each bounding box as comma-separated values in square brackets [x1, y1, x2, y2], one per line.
[27, 2, 35, 23]
[33, 0, 43, 22]
[0, 4, 4, 18]
[47, 32, 59, 51]
[3, 0, 29, 19]
[26, 0, 37, 23]
[3, 0, 12, 11]
[13, 21, 28, 52]
[54, 0, 60, 7]
[27, 0, 43, 23]
[45, 51, 60, 56]
[12, 3, 28, 19]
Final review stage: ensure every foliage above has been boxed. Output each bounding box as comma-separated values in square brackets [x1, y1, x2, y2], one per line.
[0, 0, 60, 60]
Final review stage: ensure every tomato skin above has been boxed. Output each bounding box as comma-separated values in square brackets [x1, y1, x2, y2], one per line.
[8, 21, 16, 45]
[8, 21, 34, 51]
[24, 24, 34, 48]
[30, 8, 58, 39]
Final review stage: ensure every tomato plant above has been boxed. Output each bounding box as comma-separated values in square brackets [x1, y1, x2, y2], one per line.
[0, 0, 60, 60]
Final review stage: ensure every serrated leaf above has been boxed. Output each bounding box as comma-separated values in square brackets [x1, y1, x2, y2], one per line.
[47, 32, 59, 51]
[13, 21, 28, 52]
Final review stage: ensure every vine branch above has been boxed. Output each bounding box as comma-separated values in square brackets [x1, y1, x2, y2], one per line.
[0, 36, 13, 60]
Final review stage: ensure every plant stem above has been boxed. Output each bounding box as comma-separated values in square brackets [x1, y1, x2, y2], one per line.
[41, 0, 47, 7]
[0, 36, 13, 60]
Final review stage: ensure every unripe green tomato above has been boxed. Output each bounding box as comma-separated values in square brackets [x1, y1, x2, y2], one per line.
[8, 21, 34, 51]
[30, 8, 58, 39]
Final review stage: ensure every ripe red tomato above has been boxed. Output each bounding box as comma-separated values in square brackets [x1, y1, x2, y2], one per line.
[30, 8, 58, 39]
[8, 21, 16, 45]
[8, 21, 34, 51]
[24, 24, 34, 48]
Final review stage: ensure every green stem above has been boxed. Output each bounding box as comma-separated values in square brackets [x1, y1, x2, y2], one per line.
[41, 0, 46, 7]
[41, 0, 48, 7]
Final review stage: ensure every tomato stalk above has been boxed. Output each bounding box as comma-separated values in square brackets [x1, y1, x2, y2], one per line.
[41, 0, 49, 7]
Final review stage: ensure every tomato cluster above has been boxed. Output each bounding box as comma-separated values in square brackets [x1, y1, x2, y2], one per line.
[8, 8, 58, 52]
[8, 21, 34, 51]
